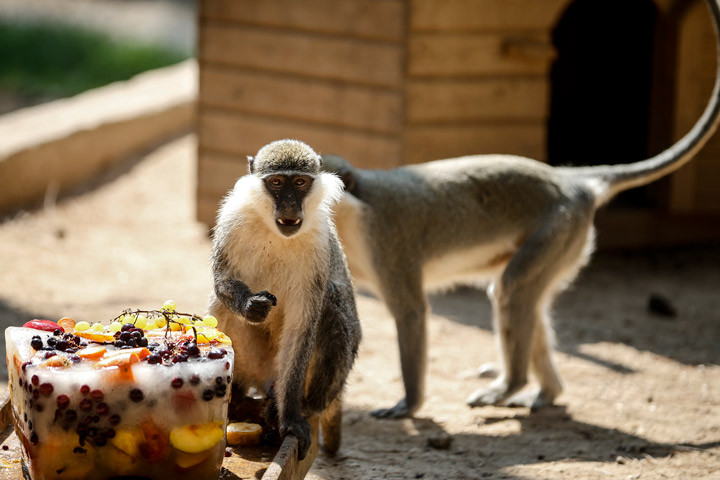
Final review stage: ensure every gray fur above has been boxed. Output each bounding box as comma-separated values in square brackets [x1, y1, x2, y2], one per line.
[209, 140, 360, 459]
[320, 0, 720, 417]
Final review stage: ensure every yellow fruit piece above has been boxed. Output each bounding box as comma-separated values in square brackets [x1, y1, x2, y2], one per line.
[175, 449, 212, 469]
[202, 315, 218, 328]
[226, 422, 262, 447]
[74, 321, 91, 331]
[91, 322, 105, 331]
[135, 316, 148, 329]
[109, 322, 122, 332]
[162, 300, 177, 312]
[169, 421, 224, 454]
[41, 355, 72, 368]
[170, 322, 182, 331]
[78, 345, 107, 360]
[76, 331, 115, 343]
[111, 428, 145, 458]
[154, 317, 167, 329]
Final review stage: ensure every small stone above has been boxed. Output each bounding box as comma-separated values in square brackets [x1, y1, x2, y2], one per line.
[647, 293, 677, 318]
[427, 431, 453, 450]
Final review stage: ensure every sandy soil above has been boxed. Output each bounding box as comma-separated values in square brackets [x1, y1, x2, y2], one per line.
[1, 136, 719, 479]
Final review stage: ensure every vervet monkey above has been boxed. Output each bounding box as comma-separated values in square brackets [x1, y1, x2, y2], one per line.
[208, 139, 361, 459]
[322, 0, 720, 419]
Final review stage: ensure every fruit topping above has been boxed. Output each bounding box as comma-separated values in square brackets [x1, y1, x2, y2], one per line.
[23, 319, 63, 332]
[169, 421, 224, 454]
[226, 422, 262, 447]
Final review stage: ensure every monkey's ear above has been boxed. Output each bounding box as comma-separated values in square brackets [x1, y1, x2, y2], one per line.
[247, 155, 255, 174]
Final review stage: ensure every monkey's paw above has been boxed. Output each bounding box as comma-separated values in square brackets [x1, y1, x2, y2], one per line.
[281, 416, 311, 460]
[466, 379, 523, 407]
[370, 398, 414, 419]
[505, 389, 556, 411]
[242, 291, 277, 323]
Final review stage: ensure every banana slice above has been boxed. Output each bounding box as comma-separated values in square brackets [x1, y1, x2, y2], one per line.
[226, 422, 262, 447]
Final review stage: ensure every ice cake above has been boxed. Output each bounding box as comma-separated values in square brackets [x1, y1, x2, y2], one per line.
[5, 301, 234, 480]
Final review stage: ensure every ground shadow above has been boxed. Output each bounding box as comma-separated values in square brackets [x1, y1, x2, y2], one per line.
[427, 245, 720, 371]
[313, 405, 719, 479]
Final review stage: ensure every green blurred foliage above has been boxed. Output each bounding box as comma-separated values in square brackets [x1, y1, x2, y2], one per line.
[0, 20, 188, 100]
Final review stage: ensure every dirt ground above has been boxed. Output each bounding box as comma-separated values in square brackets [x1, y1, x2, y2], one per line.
[1, 135, 719, 480]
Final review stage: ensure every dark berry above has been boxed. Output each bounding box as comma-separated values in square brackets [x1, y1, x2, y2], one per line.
[137, 337, 149, 348]
[108, 414, 121, 426]
[224, 448, 232, 457]
[189, 374, 200, 386]
[2, 445, 8, 451]
[21, 362, 30, 372]
[121, 323, 134, 332]
[35, 403, 44, 412]
[114, 340, 125, 348]
[96, 402, 109, 415]
[226, 376, 231, 383]
[79, 399, 92, 411]
[54, 409, 63, 420]
[31, 375, 39, 386]
[73, 447, 86, 454]
[90, 389, 104, 401]
[70, 355, 81, 363]
[207, 349, 223, 360]
[171, 378, 184, 389]
[56, 394, 70, 409]
[146, 354, 161, 365]
[126, 338, 137, 348]
[39, 383, 54, 396]
[102, 428, 116, 439]
[225, 362, 230, 370]
[82, 416, 93, 425]
[47, 337, 57, 347]
[56, 340, 71, 351]
[43, 351, 57, 359]
[30, 338, 43, 350]
[32, 390, 39, 400]
[53, 329, 62, 336]
[119, 332, 132, 342]
[202, 389, 215, 401]
[129, 389, 144, 402]
[187, 343, 200, 356]
[214, 384, 227, 398]
[132, 331, 143, 340]
[92, 415, 100, 423]
[73, 335, 81, 345]
[215, 376, 224, 386]
[65, 410, 77, 422]
[94, 436, 107, 447]
[80, 385, 90, 394]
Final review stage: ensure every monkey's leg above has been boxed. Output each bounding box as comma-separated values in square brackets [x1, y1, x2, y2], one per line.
[467, 215, 589, 408]
[372, 278, 427, 419]
[319, 395, 343, 456]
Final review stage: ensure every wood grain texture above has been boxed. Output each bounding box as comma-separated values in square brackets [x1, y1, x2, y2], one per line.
[201, 0, 405, 42]
[199, 24, 404, 87]
[200, 68, 403, 134]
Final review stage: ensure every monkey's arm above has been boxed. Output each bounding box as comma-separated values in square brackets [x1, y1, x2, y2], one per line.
[214, 276, 277, 323]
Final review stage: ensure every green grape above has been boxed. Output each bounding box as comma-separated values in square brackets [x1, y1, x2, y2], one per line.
[135, 316, 148, 329]
[109, 322, 122, 332]
[91, 322, 105, 331]
[154, 317, 167, 329]
[75, 321, 91, 331]
[203, 315, 218, 328]
[162, 300, 177, 312]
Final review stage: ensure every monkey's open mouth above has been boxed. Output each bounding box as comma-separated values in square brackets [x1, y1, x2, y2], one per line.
[276, 217, 303, 236]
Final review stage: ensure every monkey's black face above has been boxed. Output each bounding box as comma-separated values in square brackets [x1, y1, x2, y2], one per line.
[263, 173, 315, 236]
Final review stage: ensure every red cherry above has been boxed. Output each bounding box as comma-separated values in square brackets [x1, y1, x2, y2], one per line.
[23, 319, 63, 333]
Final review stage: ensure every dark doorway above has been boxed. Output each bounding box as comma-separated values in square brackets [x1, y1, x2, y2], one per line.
[547, 0, 658, 207]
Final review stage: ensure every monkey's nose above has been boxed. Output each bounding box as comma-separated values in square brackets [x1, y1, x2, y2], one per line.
[277, 218, 301, 226]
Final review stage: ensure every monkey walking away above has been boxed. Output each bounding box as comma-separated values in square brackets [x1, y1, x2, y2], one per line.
[208, 139, 361, 460]
[322, 0, 720, 420]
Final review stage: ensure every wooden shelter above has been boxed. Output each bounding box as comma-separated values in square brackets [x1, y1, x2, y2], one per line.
[196, 0, 720, 248]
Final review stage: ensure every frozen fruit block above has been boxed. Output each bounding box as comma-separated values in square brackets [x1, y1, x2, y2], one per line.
[5, 307, 233, 480]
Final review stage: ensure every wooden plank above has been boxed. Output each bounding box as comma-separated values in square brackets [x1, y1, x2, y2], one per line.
[200, 68, 404, 134]
[201, 0, 405, 42]
[198, 194, 223, 228]
[197, 152, 247, 198]
[411, 0, 570, 32]
[407, 78, 548, 123]
[199, 24, 404, 88]
[409, 32, 555, 77]
[198, 111, 402, 169]
[403, 123, 546, 164]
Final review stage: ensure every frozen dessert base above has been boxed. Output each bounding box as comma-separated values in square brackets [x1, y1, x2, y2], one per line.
[0, 387, 318, 480]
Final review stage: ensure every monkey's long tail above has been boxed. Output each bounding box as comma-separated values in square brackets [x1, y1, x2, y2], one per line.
[573, 0, 720, 206]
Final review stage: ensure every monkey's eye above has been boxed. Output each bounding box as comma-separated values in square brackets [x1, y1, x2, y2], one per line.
[294, 178, 306, 187]
[270, 177, 283, 187]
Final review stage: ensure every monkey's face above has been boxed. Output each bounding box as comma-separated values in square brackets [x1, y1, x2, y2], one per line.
[263, 173, 315, 237]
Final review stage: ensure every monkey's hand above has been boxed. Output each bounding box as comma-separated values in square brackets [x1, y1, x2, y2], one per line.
[280, 415, 311, 461]
[239, 290, 277, 323]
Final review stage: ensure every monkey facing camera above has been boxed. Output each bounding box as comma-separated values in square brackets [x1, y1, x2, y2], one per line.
[208, 139, 361, 460]
[321, 0, 720, 419]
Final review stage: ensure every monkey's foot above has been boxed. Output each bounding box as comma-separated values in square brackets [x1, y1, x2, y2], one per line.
[477, 363, 500, 379]
[370, 398, 415, 419]
[466, 380, 524, 407]
[281, 416, 311, 460]
[505, 389, 556, 411]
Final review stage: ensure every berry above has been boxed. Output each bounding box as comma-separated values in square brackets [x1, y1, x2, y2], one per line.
[207, 349, 224, 360]
[146, 354, 161, 365]
[90, 389, 104, 401]
[114, 341, 125, 348]
[56, 395, 70, 409]
[171, 378, 184, 389]
[65, 410, 77, 422]
[53, 329, 62, 336]
[108, 414, 121, 426]
[187, 343, 200, 356]
[30, 433, 38, 445]
[79, 399, 92, 411]
[121, 323, 135, 332]
[38, 383, 54, 396]
[96, 403, 109, 415]
[215, 376, 224, 386]
[119, 332, 132, 342]
[202, 389, 215, 401]
[47, 337, 57, 347]
[44, 352, 57, 359]
[31, 375, 39, 386]
[30, 337, 43, 350]
[137, 337, 149, 347]
[80, 385, 90, 394]
[129, 389, 144, 402]
[189, 375, 200, 386]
